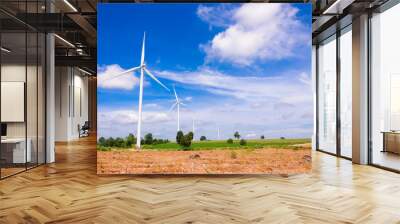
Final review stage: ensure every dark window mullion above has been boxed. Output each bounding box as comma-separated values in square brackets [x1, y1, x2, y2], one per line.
[316, 45, 320, 151]
[336, 28, 341, 157]
[0, 24, 2, 179]
[25, 0, 28, 171]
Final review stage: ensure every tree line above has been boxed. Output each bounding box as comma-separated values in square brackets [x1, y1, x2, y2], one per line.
[98, 133, 169, 148]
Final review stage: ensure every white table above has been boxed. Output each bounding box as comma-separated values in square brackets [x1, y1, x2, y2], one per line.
[1, 138, 31, 163]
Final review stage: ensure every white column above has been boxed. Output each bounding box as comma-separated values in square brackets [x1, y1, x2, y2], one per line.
[352, 14, 369, 164]
[312, 45, 317, 151]
[46, 32, 55, 163]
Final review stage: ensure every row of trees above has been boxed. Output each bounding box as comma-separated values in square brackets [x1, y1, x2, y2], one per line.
[98, 131, 282, 149]
[98, 133, 169, 148]
[235, 131, 265, 140]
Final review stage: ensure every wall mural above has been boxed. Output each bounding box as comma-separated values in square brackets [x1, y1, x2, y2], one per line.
[97, 3, 313, 174]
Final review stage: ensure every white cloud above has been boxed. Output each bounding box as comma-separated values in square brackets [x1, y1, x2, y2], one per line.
[197, 4, 234, 28]
[184, 96, 193, 102]
[245, 133, 257, 139]
[99, 110, 171, 126]
[97, 64, 140, 90]
[155, 68, 312, 105]
[200, 4, 309, 66]
[98, 66, 313, 140]
[98, 109, 174, 138]
[144, 103, 160, 109]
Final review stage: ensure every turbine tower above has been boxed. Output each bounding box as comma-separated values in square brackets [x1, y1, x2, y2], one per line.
[169, 86, 186, 131]
[103, 32, 170, 148]
[192, 119, 195, 134]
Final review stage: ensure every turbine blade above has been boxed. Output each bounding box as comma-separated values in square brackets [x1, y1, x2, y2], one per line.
[101, 66, 141, 82]
[141, 32, 146, 66]
[168, 102, 178, 112]
[143, 67, 170, 91]
[173, 86, 179, 101]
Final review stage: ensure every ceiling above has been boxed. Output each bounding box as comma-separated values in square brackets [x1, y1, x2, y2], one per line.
[2, 0, 393, 74]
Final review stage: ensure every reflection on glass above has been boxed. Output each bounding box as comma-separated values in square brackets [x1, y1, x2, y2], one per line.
[1, 32, 27, 177]
[318, 36, 337, 154]
[27, 31, 38, 169]
[371, 3, 400, 171]
[38, 33, 46, 165]
[340, 28, 352, 158]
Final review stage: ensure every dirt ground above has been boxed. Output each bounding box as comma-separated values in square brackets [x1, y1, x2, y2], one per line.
[97, 147, 311, 175]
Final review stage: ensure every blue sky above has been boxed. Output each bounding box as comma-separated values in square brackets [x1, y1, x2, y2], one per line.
[98, 3, 312, 140]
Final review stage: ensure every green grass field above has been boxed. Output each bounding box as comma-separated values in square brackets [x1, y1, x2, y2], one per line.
[98, 138, 311, 151]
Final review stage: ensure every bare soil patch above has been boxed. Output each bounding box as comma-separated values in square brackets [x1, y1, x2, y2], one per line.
[97, 147, 311, 175]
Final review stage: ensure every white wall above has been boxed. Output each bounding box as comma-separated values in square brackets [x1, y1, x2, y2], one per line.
[55, 67, 89, 141]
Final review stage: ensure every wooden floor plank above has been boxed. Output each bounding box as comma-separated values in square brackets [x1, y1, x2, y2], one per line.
[0, 136, 400, 223]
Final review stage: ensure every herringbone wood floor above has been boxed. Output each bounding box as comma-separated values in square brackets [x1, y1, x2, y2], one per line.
[1, 136, 400, 224]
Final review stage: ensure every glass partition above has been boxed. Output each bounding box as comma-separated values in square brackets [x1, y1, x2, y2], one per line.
[0, 1, 46, 179]
[317, 35, 337, 154]
[339, 26, 352, 158]
[1, 30, 28, 177]
[371, 3, 400, 171]
[38, 32, 45, 165]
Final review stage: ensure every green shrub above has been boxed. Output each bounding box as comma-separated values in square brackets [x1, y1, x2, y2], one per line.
[239, 139, 247, 145]
[115, 137, 128, 148]
[176, 131, 193, 150]
[261, 135, 265, 139]
[180, 134, 192, 149]
[200, 136, 207, 141]
[227, 138, 233, 144]
[107, 137, 115, 147]
[176, 131, 184, 144]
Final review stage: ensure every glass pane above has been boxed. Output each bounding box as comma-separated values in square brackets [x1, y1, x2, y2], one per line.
[27, 31, 38, 169]
[1, 31, 27, 177]
[38, 33, 45, 165]
[318, 36, 337, 154]
[340, 28, 352, 158]
[371, 3, 400, 171]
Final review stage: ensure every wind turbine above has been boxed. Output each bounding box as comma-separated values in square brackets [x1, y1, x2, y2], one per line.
[104, 32, 170, 148]
[169, 86, 186, 131]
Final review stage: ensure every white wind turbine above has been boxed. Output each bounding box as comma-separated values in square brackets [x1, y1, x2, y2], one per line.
[169, 86, 186, 131]
[104, 32, 170, 149]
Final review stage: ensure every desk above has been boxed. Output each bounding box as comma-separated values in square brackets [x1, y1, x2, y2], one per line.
[382, 131, 400, 154]
[1, 138, 31, 163]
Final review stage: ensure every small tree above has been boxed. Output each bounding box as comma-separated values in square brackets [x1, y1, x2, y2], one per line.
[260, 135, 265, 140]
[280, 137, 285, 140]
[188, 131, 194, 141]
[98, 137, 106, 146]
[200, 136, 207, 141]
[176, 131, 184, 144]
[144, 133, 153, 145]
[180, 135, 192, 150]
[176, 131, 193, 150]
[234, 131, 240, 140]
[239, 139, 247, 145]
[227, 138, 233, 144]
[126, 133, 136, 147]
